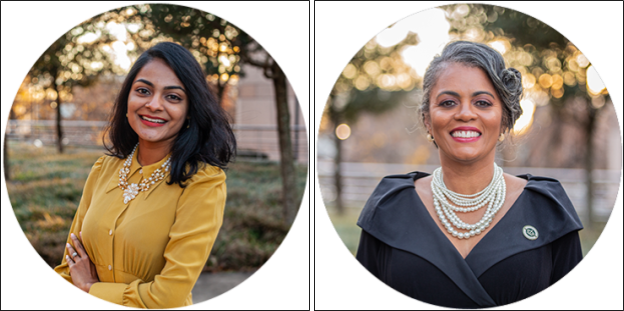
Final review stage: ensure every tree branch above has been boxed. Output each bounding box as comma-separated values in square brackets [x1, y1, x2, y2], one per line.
[240, 53, 265, 67]
[264, 53, 276, 79]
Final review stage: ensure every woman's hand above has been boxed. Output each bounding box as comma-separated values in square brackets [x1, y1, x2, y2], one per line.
[66, 232, 99, 293]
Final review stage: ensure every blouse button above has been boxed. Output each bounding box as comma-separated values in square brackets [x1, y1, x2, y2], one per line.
[109, 230, 112, 236]
[108, 265, 112, 270]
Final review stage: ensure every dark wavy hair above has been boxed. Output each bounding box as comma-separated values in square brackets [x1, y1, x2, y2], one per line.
[104, 42, 236, 188]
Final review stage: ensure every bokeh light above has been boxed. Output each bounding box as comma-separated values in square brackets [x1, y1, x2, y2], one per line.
[335, 124, 352, 140]
[342, 63, 357, 79]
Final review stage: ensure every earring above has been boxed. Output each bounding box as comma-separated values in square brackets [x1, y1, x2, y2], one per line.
[187, 123, 190, 129]
[499, 133, 505, 142]
[126, 113, 128, 118]
[426, 133, 435, 142]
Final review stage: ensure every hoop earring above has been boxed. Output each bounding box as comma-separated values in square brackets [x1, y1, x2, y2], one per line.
[499, 133, 505, 142]
[426, 133, 435, 142]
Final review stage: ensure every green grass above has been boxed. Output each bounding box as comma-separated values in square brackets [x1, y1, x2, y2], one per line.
[578, 221, 607, 257]
[6, 142, 308, 271]
[327, 209, 362, 256]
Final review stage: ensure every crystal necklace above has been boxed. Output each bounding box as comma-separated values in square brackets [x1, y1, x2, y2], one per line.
[118, 143, 171, 204]
[430, 163, 506, 239]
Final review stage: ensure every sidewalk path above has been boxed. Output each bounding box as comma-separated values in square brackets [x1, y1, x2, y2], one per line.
[192, 271, 256, 303]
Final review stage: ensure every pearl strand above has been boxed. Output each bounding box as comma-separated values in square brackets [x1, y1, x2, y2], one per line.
[430, 163, 506, 239]
[432, 166, 503, 211]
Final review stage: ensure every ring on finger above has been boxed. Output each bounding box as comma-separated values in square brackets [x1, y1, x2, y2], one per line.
[72, 252, 78, 258]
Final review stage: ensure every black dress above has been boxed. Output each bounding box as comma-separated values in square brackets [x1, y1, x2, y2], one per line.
[356, 172, 584, 308]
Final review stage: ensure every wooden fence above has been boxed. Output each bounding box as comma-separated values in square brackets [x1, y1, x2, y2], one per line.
[318, 160, 620, 222]
[5, 120, 308, 163]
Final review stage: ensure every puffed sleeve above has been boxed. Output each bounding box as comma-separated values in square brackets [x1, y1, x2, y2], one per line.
[356, 230, 385, 278]
[54, 156, 105, 283]
[87, 166, 226, 308]
[356, 173, 416, 281]
[550, 229, 583, 284]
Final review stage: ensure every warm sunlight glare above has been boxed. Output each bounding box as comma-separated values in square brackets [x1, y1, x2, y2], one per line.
[399, 9, 450, 76]
[106, 22, 128, 41]
[112, 40, 131, 71]
[586, 65, 606, 95]
[512, 99, 536, 135]
[335, 124, 352, 140]
[77, 32, 99, 44]
[376, 24, 410, 48]
[219, 54, 231, 67]
[488, 40, 508, 55]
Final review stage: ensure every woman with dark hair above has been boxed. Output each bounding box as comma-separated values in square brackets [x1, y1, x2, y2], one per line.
[356, 41, 583, 308]
[54, 41, 236, 308]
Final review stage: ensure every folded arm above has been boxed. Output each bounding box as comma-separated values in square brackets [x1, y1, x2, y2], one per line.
[54, 156, 105, 284]
[88, 169, 226, 308]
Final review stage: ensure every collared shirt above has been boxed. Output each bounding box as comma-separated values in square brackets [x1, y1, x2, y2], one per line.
[54, 148, 226, 308]
[356, 171, 583, 308]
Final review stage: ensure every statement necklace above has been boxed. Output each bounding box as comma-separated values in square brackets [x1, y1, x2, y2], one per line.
[118, 143, 171, 204]
[430, 163, 506, 239]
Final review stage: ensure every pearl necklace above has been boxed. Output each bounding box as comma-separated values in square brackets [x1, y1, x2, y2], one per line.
[118, 143, 171, 204]
[430, 163, 506, 239]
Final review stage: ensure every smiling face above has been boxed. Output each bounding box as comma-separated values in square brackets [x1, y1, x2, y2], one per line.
[127, 58, 189, 148]
[424, 62, 504, 163]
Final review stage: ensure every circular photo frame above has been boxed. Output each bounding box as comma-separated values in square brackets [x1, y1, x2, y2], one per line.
[316, 3, 622, 308]
[2, 2, 309, 309]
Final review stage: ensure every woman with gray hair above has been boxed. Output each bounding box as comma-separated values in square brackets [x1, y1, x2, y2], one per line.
[356, 41, 583, 308]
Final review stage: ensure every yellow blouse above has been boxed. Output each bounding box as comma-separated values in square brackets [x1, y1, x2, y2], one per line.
[54, 148, 226, 308]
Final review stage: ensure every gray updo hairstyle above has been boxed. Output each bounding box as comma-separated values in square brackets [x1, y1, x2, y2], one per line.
[420, 41, 523, 135]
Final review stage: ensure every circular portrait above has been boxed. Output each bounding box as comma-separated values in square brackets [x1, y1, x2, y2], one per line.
[316, 3, 622, 309]
[2, 2, 308, 309]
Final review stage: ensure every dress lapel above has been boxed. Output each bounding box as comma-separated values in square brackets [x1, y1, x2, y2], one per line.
[357, 172, 584, 307]
[465, 174, 584, 278]
[404, 176, 497, 307]
[410, 180, 497, 307]
[358, 172, 497, 307]
[464, 186, 527, 278]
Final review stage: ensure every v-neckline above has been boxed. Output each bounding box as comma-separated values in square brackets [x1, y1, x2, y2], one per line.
[412, 172, 530, 261]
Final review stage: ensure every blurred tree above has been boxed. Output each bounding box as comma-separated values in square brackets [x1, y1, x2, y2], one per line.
[28, 17, 116, 153]
[327, 34, 419, 214]
[9, 81, 32, 120]
[236, 48, 298, 224]
[441, 3, 611, 225]
[3, 138, 6, 181]
[70, 78, 123, 122]
[111, 4, 245, 104]
[5, 77, 34, 181]
[120, 4, 298, 224]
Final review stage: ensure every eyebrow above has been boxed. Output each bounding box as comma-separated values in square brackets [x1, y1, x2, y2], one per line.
[134, 78, 186, 94]
[436, 90, 495, 99]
